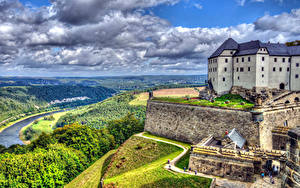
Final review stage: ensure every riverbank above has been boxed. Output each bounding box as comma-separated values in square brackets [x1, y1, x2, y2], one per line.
[19, 111, 69, 144]
[0, 109, 62, 134]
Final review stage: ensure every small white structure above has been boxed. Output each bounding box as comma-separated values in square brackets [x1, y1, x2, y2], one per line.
[208, 38, 300, 95]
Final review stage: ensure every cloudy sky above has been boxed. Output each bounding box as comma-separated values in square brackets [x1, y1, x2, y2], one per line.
[0, 0, 300, 77]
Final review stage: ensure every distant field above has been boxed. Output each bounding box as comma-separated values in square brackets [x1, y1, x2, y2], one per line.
[103, 136, 211, 188]
[129, 87, 204, 107]
[153, 87, 203, 97]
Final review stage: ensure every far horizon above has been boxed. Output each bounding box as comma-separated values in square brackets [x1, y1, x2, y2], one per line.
[0, 0, 300, 76]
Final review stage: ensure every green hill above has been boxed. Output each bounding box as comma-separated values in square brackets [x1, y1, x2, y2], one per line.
[0, 85, 115, 124]
[103, 136, 211, 188]
[56, 92, 146, 129]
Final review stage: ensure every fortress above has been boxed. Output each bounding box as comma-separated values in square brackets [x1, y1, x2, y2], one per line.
[208, 38, 300, 95]
[144, 38, 300, 186]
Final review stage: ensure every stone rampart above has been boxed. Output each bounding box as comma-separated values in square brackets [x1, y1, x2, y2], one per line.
[144, 101, 259, 145]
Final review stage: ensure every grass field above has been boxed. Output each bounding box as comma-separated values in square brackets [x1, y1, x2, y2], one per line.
[129, 87, 204, 107]
[20, 111, 68, 142]
[153, 87, 203, 98]
[103, 136, 211, 188]
[65, 150, 116, 188]
[153, 94, 254, 110]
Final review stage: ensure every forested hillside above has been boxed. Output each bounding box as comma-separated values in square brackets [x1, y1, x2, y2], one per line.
[56, 93, 146, 129]
[0, 85, 115, 123]
[0, 114, 144, 187]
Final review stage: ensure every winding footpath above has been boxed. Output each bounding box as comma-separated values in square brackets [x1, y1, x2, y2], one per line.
[136, 132, 281, 188]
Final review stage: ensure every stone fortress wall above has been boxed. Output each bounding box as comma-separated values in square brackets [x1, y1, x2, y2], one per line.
[144, 101, 259, 146]
[144, 100, 300, 150]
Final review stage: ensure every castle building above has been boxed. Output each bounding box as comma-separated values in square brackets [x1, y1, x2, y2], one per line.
[208, 38, 300, 95]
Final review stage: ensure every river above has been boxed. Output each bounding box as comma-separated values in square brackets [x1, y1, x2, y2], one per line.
[0, 110, 65, 148]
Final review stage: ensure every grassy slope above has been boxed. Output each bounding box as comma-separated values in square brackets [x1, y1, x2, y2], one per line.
[143, 132, 191, 170]
[65, 150, 116, 188]
[20, 111, 68, 142]
[103, 136, 211, 188]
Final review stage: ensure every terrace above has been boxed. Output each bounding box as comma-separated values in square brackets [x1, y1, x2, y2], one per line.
[151, 94, 255, 110]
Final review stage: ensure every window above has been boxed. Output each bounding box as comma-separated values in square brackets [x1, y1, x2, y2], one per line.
[240, 67, 244, 72]
[273, 67, 276, 72]
[283, 58, 285, 63]
[223, 77, 226, 82]
[279, 67, 282, 72]
[274, 58, 277, 62]
[230, 51, 233, 54]
[225, 58, 228, 63]
[289, 58, 291, 63]
[297, 63, 299, 67]
[224, 67, 227, 72]
[262, 67, 264, 71]
[236, 68, 239, 72]
[287, 67, 290, 72]
[296, 74, 299, 79]
[262, 57, 265, 61]
[242, 57, 244, 62]
[262, 74, 264, 78]
[248, 57, 251, 62]
[237, 58, 239, 63]
[238, 76, 240, 80]
[248, 67, 251, 71]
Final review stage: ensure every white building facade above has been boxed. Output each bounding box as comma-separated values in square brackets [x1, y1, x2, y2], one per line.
[208, 38, 300, 95]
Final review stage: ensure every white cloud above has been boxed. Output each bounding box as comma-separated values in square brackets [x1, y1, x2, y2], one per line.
[194, 3, 203, 10]
[236, 0, 246, 6]
[0, 0, 300, 76]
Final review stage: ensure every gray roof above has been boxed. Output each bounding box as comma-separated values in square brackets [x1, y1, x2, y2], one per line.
[227, 128, 246, 149]
[209, 38, 300, 58]
[209, 38, 238, 58]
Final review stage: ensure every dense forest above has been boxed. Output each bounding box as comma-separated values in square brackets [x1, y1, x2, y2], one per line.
[0, 85, 116, 124]
[0, 114, 144, 187]
[56, 93, 146, 129]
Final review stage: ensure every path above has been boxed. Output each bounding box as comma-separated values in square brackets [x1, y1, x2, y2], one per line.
[136, 132, 281, 188]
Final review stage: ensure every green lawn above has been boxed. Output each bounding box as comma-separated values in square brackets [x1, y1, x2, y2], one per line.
[175, 151, 191, 170]
[65, 150, 116, 188]
[143, 132, 191, 170]
[20, 111, 68, 142]
[103, 136, 211, 188]
[152, 94, 254, 110]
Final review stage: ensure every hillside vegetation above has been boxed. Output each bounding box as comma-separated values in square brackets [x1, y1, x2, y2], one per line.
[103, 136, 211, 188]
[56, 93, 146, 129]
[0, 85, 115, 124]
[0, 114, 144, 187]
